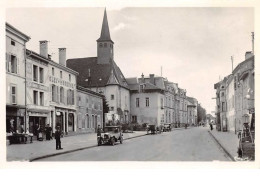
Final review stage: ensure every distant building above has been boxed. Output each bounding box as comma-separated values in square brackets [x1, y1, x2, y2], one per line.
[187, 97, 198, 125]
[67, 9, 130, 126]
[163, 80, 176, 124]
[127, 74, 165, 126]
[6, 23, 30, 133]
[77, 86, 103, 133]
[225, 74, 235, 132]
[178, 88, 187, 126]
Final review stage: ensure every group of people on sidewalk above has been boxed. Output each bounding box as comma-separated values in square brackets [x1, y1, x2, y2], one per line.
[34, 124, 53, 141]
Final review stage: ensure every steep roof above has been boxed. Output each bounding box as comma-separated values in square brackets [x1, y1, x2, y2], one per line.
[66, 57, 129, 89]
[97, 9, 113, 43]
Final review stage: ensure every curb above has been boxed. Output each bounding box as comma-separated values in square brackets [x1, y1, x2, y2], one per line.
[208, 131, 235, 162]
[29, 133, 148, 162]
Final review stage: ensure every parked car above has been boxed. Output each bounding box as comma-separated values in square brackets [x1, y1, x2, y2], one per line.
[147, 125, 157, 134]
[163, 123, 172, 132]
[237, 123, 255, 160]
[97, 126, 123, 146]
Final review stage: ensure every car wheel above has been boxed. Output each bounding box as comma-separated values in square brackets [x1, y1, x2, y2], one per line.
[111, 138, 115, 146]
[120, 137, 123, 144]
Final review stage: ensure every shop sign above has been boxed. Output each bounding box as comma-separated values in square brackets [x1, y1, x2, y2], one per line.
[27, 82, 49, 91]
[49, 75, 76, 89]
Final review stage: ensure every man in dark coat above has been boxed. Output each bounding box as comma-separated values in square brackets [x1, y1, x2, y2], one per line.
[55, 126, 63, 150]
[45, 124, 52, 140]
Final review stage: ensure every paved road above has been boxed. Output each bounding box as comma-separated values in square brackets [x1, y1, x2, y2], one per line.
[38, 127, 231, 161]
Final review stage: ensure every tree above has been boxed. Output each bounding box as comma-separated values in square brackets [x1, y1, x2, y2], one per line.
[197, 103, 206, 124]
[102, 96, 109, 127]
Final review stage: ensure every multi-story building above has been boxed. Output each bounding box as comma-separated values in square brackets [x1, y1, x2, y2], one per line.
[178, 88, 188, 126]
[6, 23, 30, 133]
[225, 74, 235, 132]
[67, 9, 130, 126]
[26, 49, 51, 134]
[127, 74, 165, 126]
[48, 46, 78, 134]
[164, 80, 176, 124]
[233, 51, 255, 133]
[187, 96, 198, 125]
[77, 86, 103, 133]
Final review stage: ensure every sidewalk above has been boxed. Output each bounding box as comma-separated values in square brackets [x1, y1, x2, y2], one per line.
[7, 131, 147, 162]
[207, 127, 239, 161]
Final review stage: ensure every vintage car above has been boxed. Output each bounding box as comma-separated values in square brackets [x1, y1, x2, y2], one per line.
[97, 126, 123, 146]
[147, 125, 157, 134]
[163, 123, 172, 132]
[237, 123, 255, 160]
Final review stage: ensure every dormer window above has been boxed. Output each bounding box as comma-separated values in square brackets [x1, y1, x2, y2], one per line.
[99, 43, 103, 48]
[140, 84, 145, 92]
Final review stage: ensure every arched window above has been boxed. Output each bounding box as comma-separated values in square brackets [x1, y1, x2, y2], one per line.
[82, 116, 85, 128]
[86, 114, 89, 128]
[92, 115, 95, 128]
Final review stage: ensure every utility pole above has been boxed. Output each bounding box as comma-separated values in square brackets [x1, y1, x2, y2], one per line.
[252, 32, 254, 54]
[231, 56, 233, 72]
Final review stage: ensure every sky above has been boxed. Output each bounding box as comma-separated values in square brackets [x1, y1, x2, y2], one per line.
[6, 7, 254, 114]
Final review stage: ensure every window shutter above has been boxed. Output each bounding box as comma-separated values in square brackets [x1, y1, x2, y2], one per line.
[6, 53, 8, 71]
[8, 54, 11, 72]
[72, 90, 75, 105]
[17, 57, 19, 74]
[57, 86, 59, 103]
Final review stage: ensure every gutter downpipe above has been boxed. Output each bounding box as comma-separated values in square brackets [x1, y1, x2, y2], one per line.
[25, 49, 33, 132]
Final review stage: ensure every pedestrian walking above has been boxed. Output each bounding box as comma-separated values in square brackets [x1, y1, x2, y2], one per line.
[35, 124, 40, 140]
[55, 126, 63, 150]
[45, 124, 52, 140]
[97, 125, 102, 136]
[210, 123, 213, 131]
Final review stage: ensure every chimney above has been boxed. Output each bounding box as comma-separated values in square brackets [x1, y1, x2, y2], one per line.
[149, 74, 155, 85]
[39, 40, 48, 58]
[141, 73, 144, 83]
[245, 51, 253, 60]
[59, 48, 66, 66]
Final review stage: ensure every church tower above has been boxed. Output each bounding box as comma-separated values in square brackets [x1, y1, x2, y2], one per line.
[97, 9, 114, 64]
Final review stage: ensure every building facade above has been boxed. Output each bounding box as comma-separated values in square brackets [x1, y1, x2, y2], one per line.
[77, 86, 103, 133]
[6, 23, 30, 133]
[225, 74, 235, 132]
[127, 74, 165, 126]
[187, 97, 198, 125]
[26, 49, 51, 135]
[233, 52, 255, 133]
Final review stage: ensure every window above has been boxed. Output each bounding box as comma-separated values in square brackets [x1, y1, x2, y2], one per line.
[86, 115, 89, 128]
[60, 71, 62, 79]
[161, 98, 163, 108]
[33, 65, 38, 82]
[111, 107, 114, 111]
[104, 43, 107, 47]
[69, 74, 71, 82]
[52, 85, 55, 102]
[52, 67, 54, 76]
[11, 86, 16, 104]
[10, 55, 17, 74]
[136, 98, 139, 107]
[99, 43, 103, 48]
[145, 97, 149, 107]
[222, 102, 225, 112]
[132, 116, 137, 123]
[82, 117, 85, 129]
[40, 92, 44, 106]
[33, 90, 38, 105]
[60, 87, 64, 103]
[221, 92, 224, 97]
[39, 67, 44, 83]
[11, 40, 15, 46]
[111, 94, 114, 100]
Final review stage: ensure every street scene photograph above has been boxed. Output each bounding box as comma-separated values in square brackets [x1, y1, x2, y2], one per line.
[4, 6, 255, 163]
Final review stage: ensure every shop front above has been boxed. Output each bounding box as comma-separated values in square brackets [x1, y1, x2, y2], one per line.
[27, 109, 50, 136]
[6, 105, 25, 133]
[55, 109, 76, 134]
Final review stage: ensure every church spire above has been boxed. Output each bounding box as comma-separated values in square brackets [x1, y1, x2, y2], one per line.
[97, 9, 113, 43]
